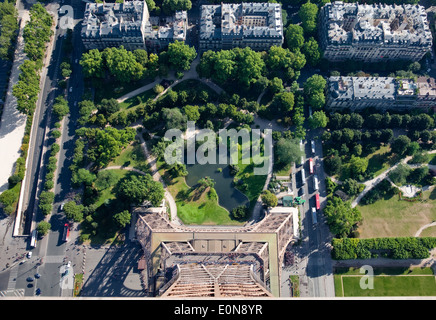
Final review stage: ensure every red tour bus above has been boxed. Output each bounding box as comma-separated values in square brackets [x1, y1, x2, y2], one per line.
[309, 158, 314, 174]
[315, 193, 320, 210]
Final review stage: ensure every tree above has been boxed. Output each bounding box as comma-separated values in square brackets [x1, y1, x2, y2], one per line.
[308, 110, 328, 129]
[183, 105, 200, 122]
[302, 37, 321, 66]
[154, 84, 164, 94]
[275, 138, 304, 166]
[166, 40, 197, 71]
[197, 176, 215, 192]
[52, 96, 69, 120]
[304, 74, 326, 109]
[95, 170, 120, 191]
[161, 107, 187, 131]
[299, 1, 318, 35]
[162, 0, 191, 14]
[0, 1, 18, 60]
[104, 46, 144, 82]
[341, 178, 362, 197]
[117, 174, 165, 206]
[324, 196, 362, 237]
[349, 155, 368, 177]
[80, 49, 105, 78]
[389, 164, 411, 186]
[234, 47, 265, 87]
[231, 205, 248, 220]
[36, 221, 51, 236]
[285, 24, 305, 51]
[261, 190, 278, 207]
[97, 98, 120, 116]
[113, 210, 131, 228]
[86, 127, 136, 168]
[324, 155, 342, 176]
[391, 135, 411, 156]
[269, 77, 284, 94]
[64, 201, 84, 222]
[271, 91, 295, 114]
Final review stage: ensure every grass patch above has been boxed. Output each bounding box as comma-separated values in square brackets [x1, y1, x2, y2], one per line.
[274, 162, 292, 177]
[334, 267, 436, 297]
[233, 137, 267, 212]
[172, 79, 219, 101]
[108, 141, 150, 173]
[357, 189, 436, 238]
[289, 275, 300, 297]
[118, 88, 156, 111]
[94, 78, 155, 103]
[73, 273, 84, 297]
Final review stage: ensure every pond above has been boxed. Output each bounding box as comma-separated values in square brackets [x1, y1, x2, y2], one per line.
[185, 158, 249, 212]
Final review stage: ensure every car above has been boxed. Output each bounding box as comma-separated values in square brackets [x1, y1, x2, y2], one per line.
[26, 277, 34, 282]
[311, 140, 316, 154]
[67, 261, 71, 268]
[75, 59, 78, 63]
[35, 288, 41, 295]
[35, 273, 41, 279]
[69, 87, 72, 93]
[26, 251, 32, 259]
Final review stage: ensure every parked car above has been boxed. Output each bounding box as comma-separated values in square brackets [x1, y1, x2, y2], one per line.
[26, 251, 32, 259]
[35, 273, 41, 279]
[35, 288, 41, 295]
[26, 277, 34, 282]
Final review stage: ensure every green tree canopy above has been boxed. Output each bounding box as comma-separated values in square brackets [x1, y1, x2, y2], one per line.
[285, 24, 305, 51]
[113, 210, 132, 228]
[117, 174, 165, 206]
[275, 138, 304, 166]
[299, 1, 318, 35]
[324, 196, 362, 237]
[166, 40, 197, 71]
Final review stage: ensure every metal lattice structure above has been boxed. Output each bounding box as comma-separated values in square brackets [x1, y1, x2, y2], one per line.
[134, 205, 298, 297]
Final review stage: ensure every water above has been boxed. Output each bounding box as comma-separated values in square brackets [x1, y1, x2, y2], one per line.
[185, 159, 249, 212]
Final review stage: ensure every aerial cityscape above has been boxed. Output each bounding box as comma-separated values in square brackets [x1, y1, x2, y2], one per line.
[0, 0, 436, 303]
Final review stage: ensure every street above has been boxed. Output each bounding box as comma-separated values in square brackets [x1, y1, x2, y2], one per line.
[280, 129, 335, 297]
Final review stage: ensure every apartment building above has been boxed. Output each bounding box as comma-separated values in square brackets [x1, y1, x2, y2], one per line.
[81, 1, 187, 52]
[327, 76, 436, 110]
[319, 1, 433, 62]
[199, 2, 284, 52]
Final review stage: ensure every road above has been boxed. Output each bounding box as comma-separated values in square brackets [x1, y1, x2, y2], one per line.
[281, 129, 335, 297]
[35, 0, 86, 298]
[0, 0, 86, 297]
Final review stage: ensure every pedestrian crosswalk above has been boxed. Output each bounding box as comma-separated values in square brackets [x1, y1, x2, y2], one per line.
[44, 255, 65, 263]
[0, 289, 24, 297]
[7, 266, 18, 290]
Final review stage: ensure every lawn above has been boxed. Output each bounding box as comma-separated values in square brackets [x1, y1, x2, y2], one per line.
[357, 189, 436, 238]
[107, 140, 150, 174]
[118, 88, 156, 111]
[334, 267, 436, 297]
[171, 79, 219, 101]
[93, 77, 155, 103]
[233, 136, 268, 212]
[338, 145, 396, 181]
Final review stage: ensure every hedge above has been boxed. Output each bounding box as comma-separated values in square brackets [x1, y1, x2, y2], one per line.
[331, 237, 436, 260]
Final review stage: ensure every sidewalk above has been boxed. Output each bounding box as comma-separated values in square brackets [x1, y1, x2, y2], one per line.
[0, 12, 30, 194]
